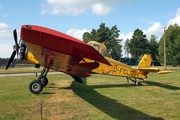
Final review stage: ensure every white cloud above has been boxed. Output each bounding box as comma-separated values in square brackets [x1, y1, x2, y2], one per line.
[119, 22, 163, 49]
[66, 28, 89, 40]
[167, 7, 180, 26]
[91, 3, 112, 16]
[41, 0, 116, 16]
[0, 22, 14, 58]
[143, 22, 162, 39]
[41, 0, 86, 16]
[119, 32, 133, 48]
[142, 7, 180, 40]
[0, 43, 13, 58]
[0, 22, 12, 40]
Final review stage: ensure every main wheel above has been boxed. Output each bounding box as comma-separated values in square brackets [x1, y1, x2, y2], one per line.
[29, 80, 43, 94]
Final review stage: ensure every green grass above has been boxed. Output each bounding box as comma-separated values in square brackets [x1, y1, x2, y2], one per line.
[0, 67, 56, 74]
[0, 68, 180, 119]
[0, 67, 43, 74]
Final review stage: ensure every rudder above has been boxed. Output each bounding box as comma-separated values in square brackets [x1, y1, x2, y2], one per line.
[138, 54, 152, 68]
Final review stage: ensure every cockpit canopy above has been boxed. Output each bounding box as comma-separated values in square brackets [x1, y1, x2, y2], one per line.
[87, 41, 111, 58]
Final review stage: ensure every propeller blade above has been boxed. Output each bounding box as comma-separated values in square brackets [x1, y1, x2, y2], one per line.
[13, 29, 20, 57]
[6, 51, 16, 70]
[13, 29, 18, 45]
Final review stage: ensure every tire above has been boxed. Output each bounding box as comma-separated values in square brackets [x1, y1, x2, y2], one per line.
[29, 80, 43, 94]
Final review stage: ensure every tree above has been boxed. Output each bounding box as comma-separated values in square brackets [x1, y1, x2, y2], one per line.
[124, 38, 130, 57]
[83, 29, 99, 43]
[82, 23, 122, 60]
[149, 35, 159, 61]
[157, 24, 180, 65]
[128, 29, 150, 59]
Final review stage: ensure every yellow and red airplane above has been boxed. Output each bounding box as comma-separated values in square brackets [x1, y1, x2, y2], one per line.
[6, 25, 172, 94]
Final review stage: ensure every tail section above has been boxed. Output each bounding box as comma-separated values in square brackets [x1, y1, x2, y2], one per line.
[138, 54, 152, 68]
[136, 54, 173, 79]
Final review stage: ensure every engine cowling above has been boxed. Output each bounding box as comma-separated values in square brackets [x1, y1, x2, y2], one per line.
[19, 41, 40, 68]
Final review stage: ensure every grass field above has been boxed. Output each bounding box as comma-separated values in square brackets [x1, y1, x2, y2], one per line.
[0, 67, 43, 74]
[0, 67, 180, 120]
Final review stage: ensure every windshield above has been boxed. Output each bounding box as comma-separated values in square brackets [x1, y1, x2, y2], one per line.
[87, 41, 92, 45]
[92, 44, 100, 51]
[101, 49, 108, 57]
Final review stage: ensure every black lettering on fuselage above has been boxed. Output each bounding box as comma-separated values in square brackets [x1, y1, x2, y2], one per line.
[113, 65, 135, 76]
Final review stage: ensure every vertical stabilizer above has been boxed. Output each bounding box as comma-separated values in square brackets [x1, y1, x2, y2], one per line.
[138, 54, 152, 68]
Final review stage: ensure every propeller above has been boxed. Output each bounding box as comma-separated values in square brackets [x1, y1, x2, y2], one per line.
[13, 29, 18, 45]
[5, 29, 20, 70]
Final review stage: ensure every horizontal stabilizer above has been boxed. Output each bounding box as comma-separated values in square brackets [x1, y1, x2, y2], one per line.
[158, 70, 174, 74]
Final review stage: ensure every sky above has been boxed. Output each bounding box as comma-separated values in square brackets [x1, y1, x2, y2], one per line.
[0, 0, 180, 58]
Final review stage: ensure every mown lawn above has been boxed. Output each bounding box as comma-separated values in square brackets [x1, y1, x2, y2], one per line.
[0, 68, 180, 120]
[0, 67, 43, 74]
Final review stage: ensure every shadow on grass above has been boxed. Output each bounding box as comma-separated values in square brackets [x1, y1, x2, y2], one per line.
[41, 92, 56, 94]
[146, 81, 180, 90]
[70, 81, 164, 120]
[62, 84, 135, 90]
[85, 84, 137, 89]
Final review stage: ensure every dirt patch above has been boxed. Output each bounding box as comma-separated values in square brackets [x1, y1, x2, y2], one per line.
[42, 80, 88, 119]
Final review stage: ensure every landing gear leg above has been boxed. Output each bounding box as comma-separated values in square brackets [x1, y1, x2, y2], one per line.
[39, 68, 49, 87]
[29, 68, 49, 94]
[126, 77, 130, 87]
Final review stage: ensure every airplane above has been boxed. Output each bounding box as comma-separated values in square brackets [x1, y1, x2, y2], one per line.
[5, 24, 173, 94]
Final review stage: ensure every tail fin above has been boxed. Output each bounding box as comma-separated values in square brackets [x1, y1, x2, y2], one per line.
[138, 54, 152, 68]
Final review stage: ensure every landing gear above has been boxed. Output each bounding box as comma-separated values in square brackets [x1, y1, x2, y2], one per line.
[126, 77, 143, 87]
[137, 82, 142, 86]
[41, 77, 48, 87]
[29, 80, 43, 94]
[29, 68, 49, 94]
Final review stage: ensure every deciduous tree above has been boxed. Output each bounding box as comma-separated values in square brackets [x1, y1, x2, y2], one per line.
[128, 29, 150, 59]
[157, 24, 180, 65]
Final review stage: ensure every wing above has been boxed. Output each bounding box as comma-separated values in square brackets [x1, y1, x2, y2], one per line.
[138, 68, 173, 74]
[20, 25, 111, 78]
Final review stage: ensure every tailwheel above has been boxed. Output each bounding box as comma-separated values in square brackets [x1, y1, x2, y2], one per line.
[126, 77, 143, 86]
[29, 80, 43, 94]
[137, 82, 142, 86]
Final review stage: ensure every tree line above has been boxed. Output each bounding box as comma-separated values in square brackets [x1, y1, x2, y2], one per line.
[83, 23, 180, 66]
[0, 58, 32, 67]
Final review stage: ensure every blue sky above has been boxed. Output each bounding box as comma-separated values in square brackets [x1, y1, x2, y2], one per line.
[0, 0, 180, 58]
